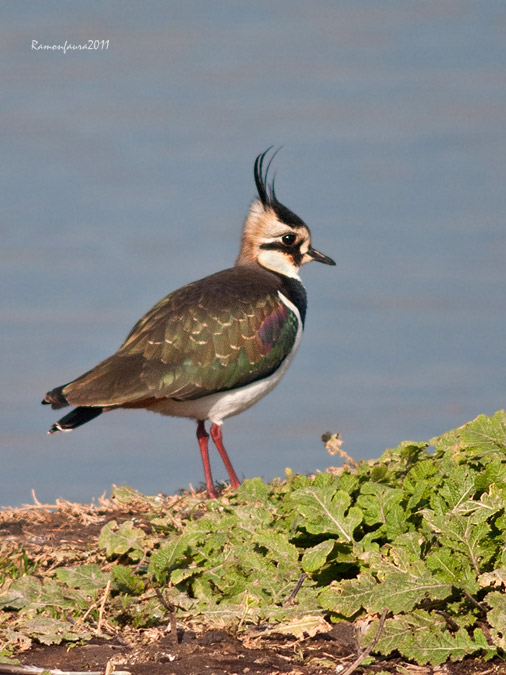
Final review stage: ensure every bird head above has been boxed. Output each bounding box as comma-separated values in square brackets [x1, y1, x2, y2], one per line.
[236, 148, 335, 278]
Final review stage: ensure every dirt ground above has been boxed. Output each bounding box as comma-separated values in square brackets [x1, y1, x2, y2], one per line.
[7, 629, 506, 675]
[2, 497, 506, 675]
[9, 626, 359, 675]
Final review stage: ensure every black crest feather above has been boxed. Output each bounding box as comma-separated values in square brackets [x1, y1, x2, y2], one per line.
[253, 148, 306, 229]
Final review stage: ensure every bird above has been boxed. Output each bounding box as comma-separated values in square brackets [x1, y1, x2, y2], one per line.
[42, 148, 335, 499]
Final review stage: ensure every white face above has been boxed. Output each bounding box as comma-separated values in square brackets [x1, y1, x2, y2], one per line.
[257, 249, 300, 278]
[257, 225, 312, 279]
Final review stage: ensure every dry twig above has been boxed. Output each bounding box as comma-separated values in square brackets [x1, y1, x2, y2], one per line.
[284, 572, 307, 606]
[463, 589, 487, 615]
[340, 608, 388, 675]
[154, 587, 178, 646]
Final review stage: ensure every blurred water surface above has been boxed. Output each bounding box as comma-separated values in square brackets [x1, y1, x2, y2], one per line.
[1, 1, 505, 506]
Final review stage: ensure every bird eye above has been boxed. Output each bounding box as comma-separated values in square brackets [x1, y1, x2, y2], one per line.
[281, 234, 296, 246]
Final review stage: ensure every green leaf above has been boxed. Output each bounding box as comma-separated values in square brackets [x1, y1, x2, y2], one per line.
[473, 457, 506, 491]
[111, 485, 165, 508]
[0, 656, 21, 665]
[429, 465, 475, 514]
[364, 611, 496, 665]
[148, 537, 189, 582]
[98, 520, 147, 559]
[486, 591, 506, 648]
[253, 531, 299, 566]
[336, 471, 359, 495]
[356, 482, 404, 528]
[433, 410, 506, 458]
[403, 459, 439, 510]
[302, 540, 335, 573]
[384, 504, 411, 539]
[0, 576, 89, 613]
[426, 548, 477, 591]
[237, 477, 272, 501]
[0, 576, 46, 610]
[368, 572, 452, 614]
[291, 486, 362, 541]
[319, 573, 377, 617]
[55, 564, 109, 591]
[112, 564, 145, 595]
[22, 617, 93, 645]
[422, 510, 496, 575]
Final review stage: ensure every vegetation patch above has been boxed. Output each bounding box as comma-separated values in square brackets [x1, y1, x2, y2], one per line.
[2, 411, 506, 673]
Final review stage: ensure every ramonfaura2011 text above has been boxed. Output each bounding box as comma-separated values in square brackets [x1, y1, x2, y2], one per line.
[31, 40, 110, 54]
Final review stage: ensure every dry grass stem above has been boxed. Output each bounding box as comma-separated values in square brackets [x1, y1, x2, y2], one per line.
[322, 433, 359, 469]
[340, 608, 388, 675]
[97, 579, 112, 633]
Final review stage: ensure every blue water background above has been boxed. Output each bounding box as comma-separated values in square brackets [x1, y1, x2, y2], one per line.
[1, 1, 506, 506]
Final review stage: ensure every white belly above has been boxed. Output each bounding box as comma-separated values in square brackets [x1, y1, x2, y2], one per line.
[147, 292, 303, 424]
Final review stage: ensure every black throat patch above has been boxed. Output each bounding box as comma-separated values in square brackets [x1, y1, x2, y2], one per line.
[275, 273, 308, 326]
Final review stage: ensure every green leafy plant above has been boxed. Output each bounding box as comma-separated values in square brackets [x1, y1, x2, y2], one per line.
[1, 411, 506, 666]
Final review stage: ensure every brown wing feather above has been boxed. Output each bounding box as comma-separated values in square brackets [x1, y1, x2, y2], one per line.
[61, 267, 299, 407]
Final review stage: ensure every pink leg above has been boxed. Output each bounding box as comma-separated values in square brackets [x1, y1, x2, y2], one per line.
[196, 420, 217, 499]
[210, 423, 241, 490]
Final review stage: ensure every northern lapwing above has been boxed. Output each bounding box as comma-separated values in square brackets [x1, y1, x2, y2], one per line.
[43, 148, 335, 499]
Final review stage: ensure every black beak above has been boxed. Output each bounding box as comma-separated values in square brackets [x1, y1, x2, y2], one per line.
[308, 247, 336, 266]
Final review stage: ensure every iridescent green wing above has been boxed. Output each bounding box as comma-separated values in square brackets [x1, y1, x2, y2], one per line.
[62, 275, 300, 406]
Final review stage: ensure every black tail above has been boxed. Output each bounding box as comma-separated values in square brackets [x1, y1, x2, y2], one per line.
[42, 385, 69, 410]
[49, 406, 103, 434]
